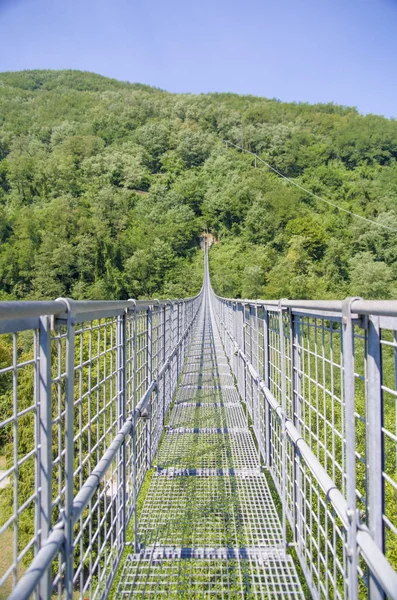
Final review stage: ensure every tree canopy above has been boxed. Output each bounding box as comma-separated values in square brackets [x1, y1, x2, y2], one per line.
[1, 69, 397, 301]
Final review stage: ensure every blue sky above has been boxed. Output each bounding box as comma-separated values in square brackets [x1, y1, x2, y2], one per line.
[0, 0, 396, 118]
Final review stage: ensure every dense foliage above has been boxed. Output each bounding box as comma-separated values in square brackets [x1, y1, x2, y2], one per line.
[1, 69, 397, 300]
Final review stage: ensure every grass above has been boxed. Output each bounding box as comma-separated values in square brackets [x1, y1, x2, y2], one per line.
[0, 529, 26, 600]
[107, 467, 155, 600]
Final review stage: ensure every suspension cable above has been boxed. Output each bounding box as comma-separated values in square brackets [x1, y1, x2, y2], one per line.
[225, 140, 397, 233]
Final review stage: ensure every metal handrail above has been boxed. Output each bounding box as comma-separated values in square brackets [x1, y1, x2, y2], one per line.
[211, 282, 397, 600]
[1, 288, 203, 600]
[212, 293, 397, 318]
[3, 264, 397, 599]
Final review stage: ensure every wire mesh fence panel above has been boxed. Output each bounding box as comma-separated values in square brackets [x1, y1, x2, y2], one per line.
[0, 291, 202, 600]
[0, 328, 39, 595]
[376, 321, 397, 568]
[292, 314, 345, 494]
[211, 291, 397, 600]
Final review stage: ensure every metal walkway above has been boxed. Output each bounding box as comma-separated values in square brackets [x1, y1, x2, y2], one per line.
[116, 293, 304, 598]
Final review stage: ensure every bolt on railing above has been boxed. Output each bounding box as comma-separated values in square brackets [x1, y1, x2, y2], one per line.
[210, 288, 397, 600]
[0, 293, 202, 600]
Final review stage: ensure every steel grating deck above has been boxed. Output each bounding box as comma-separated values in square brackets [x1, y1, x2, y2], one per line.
[117, 299, 304, 598]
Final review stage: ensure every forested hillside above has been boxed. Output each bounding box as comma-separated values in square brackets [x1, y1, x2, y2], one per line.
[1, 69, 397, 300]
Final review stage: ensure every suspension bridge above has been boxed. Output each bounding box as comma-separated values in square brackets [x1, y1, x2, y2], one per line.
[1, 248, 397, 599]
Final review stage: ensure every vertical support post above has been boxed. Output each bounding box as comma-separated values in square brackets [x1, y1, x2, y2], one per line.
[233, 302, 237, 375]
[249, 304, 254, 418]
[291, 312, 302, 550]
[146, 305, 152, 468]
[58, 299, 76, 600]
[242, 304, 247, 407]
[367, 315, 385, 600]
[224, 300, 227, 354]
[152, 301, 160, 454]
[38, 316, 52, 600]
[254, 302, 261, 463]
[132, 303, 139, 552]
[169, 301, 174, 401]
[162, 305, 167, 426]
[146, 305, 152, 388]
[263, 308, 271, 467]
[176, 301, 181, 381]
[116, 311, 127, 546]
[182, 302, 186, 362]
[180, 302, 184, 362]
[278, 300, 287, 549]
[342, 298, 359, 600]
[225, 302, 230, 355]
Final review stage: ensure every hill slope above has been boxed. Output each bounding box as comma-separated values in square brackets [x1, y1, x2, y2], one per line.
[1, 69, 397, 300]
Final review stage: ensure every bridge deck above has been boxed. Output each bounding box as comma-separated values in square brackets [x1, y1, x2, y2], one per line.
[116, 299, 304, 598]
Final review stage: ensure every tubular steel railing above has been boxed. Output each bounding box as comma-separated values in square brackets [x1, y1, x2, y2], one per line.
[2, 266, 397, 599]
[0, 294, 202, 600]
[211, 289, 397, 600]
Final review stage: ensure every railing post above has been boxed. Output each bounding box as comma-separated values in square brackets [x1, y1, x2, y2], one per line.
[342, 298, 360, 600]
[249, 304, 254, 417]
[232, 302, 237, 373]
[57, 299, 76, 600]
[183, 302, 187, 358]
[254, 302, 261, 462]
[291, 312, 302, 552]
[169, 301, 174, 399]
[220, 300, 224, 346]
[367, 315, 385, 600]
[152, 301, 161, 455]
[116, 311, 127, 546]
[226, 301, 230, 353]
[263, 307, 271, 467]
[131, 302, 139, 552]
[220, 300, 223, 346]
[38, 315, 52, 600]
[176, 301, 181, 380]
[242, 304, 247, 406]
[180, 302, 184, 360]
[184, 302, 187, 355]
[162, 305, 167, 427]
[146, 305, 152, 468]
[225, 301, 229, 356]
[278, 300, 287, 549]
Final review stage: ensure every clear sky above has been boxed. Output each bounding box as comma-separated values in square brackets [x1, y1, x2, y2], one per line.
[0, 0, 396, 118]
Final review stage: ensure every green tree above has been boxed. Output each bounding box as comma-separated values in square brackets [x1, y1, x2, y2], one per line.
[349, 252, 395, 298]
